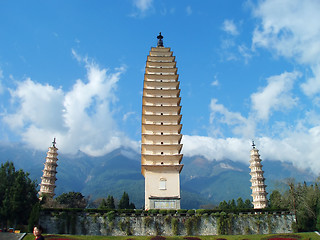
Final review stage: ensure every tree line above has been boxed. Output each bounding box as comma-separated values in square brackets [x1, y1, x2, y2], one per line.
[217, 197, 253, 210]
[1, 160, 320, 232]
[0, 161, 38, 231]
[268, 180, 320, 231]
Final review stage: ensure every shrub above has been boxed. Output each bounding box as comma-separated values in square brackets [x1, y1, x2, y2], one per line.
[164, 215, 171, 224]
[159, 209, 167, 215]
[106, 211, 116, 222]
[135, 209, 143, 214]
[143, 216, 152, 227]
[177, 209, 188, 214]
[148, 209, 159, 215]
[167, 209, 176, 214]
[186, 209, 195, 215]
[171, 217, 178, 235]
[195, 209, 208, 215]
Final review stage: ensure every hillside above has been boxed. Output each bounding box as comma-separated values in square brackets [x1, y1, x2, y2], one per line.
[0, 143, 316, 209]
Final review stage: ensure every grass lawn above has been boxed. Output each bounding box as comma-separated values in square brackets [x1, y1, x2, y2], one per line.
[22, 232, 319, 240]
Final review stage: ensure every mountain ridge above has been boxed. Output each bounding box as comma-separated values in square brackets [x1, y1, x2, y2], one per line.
[0, 143, 316, 208]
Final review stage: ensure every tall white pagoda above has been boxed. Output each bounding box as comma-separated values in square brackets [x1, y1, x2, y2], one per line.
[39, 138, 59, 199]
[141, 33, 183, 210]
[249, 141, 268, 209]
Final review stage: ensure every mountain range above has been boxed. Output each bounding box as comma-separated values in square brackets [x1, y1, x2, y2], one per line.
[0, 142, 316, 209]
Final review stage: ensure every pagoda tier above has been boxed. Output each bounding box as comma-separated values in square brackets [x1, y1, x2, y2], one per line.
[39, 139, 59, 199]
[249, 142, 268, 209]
[141, 33, 183, 210]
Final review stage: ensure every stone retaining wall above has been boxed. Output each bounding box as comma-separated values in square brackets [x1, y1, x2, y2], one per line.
[39, 210, 295, 236]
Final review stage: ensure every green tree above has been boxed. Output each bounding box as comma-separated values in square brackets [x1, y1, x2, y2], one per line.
[269, 190, 283, 209]
[99, 199, 107, 209]
[244, 199, 253, 208]
[273, 179, 320, 232]
[118, 192, 135, 209]
[228, 199, 236, 210]
[106, 195, 115, 209]
[218, 200, 229, 210]
[236, 197, 245, 209]
[118, 192, 129, 209]
[56, 192, 87, 208]
[0, 161, 38, 228]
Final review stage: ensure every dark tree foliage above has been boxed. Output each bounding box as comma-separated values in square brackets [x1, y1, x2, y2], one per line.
[218, 200, 229, 209]
[218, 197, 253, 210]
[228, 199, 236, 209]
[99, 199, 107, 209]
[244, 199, 253, 208]
[236, 197, 245, 209]
[106, 195, 115, 209]
[269, 190, 283, 209]
[291, 182, 320, 232]
[118, 192, 129, 209]
[55, 191, 87, 208]
[99, 195, 115, 209]
[0, 161, 38, 228]
[118, 191, 135, 209]
[268, 180, 320, 232]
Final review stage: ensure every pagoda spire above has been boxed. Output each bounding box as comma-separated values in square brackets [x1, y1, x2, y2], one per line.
[39, 138, 59, 199]
[249, 142, 268, 209]
[157, 32, 164, 47]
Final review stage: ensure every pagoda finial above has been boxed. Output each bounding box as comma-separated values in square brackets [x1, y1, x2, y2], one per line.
[52, 138, 56, 148]
[252, 140, 256, 149]
[157, 32, 164, 47]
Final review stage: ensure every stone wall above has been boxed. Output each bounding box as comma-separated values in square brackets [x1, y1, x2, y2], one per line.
[39, 210, 295, 236]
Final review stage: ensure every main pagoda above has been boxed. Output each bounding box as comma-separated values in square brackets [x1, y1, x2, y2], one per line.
[249, 141, 268, 209]
[39, 138, 59, 199]
[141, 33, 183, 210]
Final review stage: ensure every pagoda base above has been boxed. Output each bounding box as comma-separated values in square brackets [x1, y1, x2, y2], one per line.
[148, 196, 180, 209]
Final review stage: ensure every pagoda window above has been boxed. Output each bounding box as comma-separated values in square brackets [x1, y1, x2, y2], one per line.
[159, 178, 166, 190]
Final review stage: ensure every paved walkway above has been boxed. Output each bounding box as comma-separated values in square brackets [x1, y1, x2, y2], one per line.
[0, 232, 26, 240]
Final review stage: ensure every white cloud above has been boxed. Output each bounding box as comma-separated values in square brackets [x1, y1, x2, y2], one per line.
[211, 80, 219, 87]
[122, 111, 135, 121]
[252, 0, 320, 96]
[182, 131, 320, 174]
[222, 19, 239, 36]
[0, 69, 3, 95]
[209, 99, 255, 138]
[211, 75, 219, 87]
[133, 0, 153, 13]
[238, 44, 252, 64]
[301, 64, 320, 96]
[201, 67, 320, 174]
[251, 71, 301, 121]
[182, 135, 250, 163]
[186, 6, 192, 16]
[2, 53, 139, 156]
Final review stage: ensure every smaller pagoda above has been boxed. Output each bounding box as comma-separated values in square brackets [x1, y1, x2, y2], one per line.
[249, 141, 268, 209]
[39, 138, 59, 199]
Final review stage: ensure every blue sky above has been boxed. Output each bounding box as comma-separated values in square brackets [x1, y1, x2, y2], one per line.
[1, 0, 320, 174]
